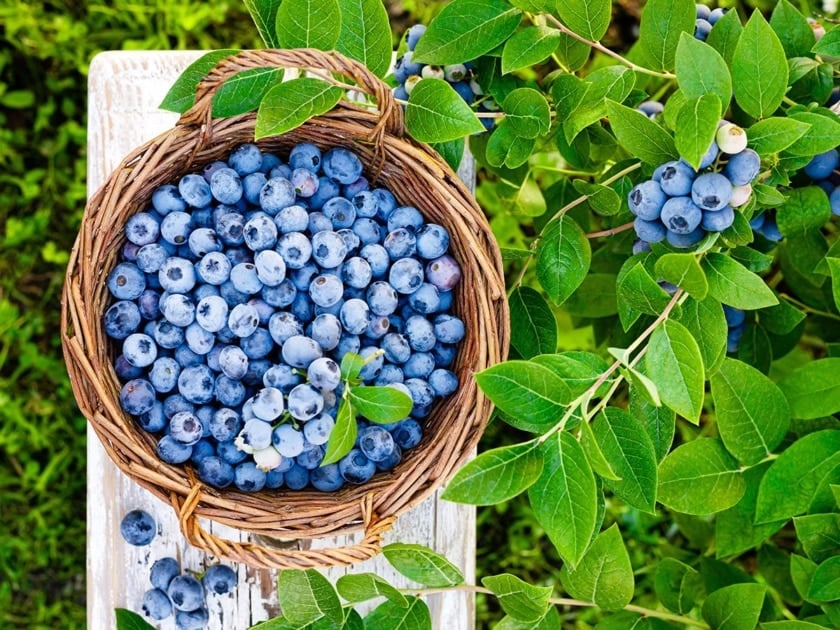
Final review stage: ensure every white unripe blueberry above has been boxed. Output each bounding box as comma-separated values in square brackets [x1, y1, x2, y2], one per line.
[716, 123, 748, 154]
[252, 446, 284, 472]
[729, 183, 752, 208]
[404, 75, 422, 95]
[421, 65, 445, 80]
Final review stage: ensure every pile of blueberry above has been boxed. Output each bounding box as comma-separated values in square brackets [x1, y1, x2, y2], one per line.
[694, 4, 727, 41]
[105, 141, 464, 493]
[628, 121, 760, 250]
[392, 25, 494, 131]
[120, 509, 236, 629]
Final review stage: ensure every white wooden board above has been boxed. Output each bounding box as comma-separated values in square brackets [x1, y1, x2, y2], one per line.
[87, 50, 475, 630]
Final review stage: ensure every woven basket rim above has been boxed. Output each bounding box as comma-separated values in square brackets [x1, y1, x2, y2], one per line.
[61, 48, 509, 568]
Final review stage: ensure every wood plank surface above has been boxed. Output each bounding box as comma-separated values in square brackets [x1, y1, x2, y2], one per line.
[86, 50, 476, 630]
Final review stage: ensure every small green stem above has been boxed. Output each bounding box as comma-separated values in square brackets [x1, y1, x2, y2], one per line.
[401, 584, 709, 628]
[506, 254, 533, 297]
[779, 293, 840, 322]
[586, 221, 635, 239]
[545, 162, 642, 226]
[542, 14, 676, 79]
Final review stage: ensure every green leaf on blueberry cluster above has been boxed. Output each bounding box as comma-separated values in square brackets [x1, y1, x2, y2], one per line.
[255, 78, 343, 138]
[633, 0, 695, 72]
[555, 0, 611, 42]
[321, 395, 357, 466]
[731, 11, 789, 118]
[501, 26, 563, 74]
[605, 100, 678, 166]
[336, 573, 409, 607]
[348, 386, 413, 425]
[364, 597, 431, 630]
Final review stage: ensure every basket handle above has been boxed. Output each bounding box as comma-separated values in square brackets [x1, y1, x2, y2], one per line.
[177, 48, 404, 143]
[172, 483, 396, 569]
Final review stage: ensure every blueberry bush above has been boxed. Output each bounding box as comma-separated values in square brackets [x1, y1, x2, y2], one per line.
[153, 0, 840, 627]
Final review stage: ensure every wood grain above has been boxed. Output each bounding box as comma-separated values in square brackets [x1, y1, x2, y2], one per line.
[86, 50, 475, 629]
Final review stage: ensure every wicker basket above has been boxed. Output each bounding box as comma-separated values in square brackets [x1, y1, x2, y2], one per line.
[61, 48, 508, 569]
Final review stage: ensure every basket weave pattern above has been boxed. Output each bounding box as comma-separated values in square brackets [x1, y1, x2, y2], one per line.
[62, 49, 508, 568]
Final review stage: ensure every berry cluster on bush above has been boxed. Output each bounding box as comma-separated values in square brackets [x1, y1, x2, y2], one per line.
[392, 25, 494, 131]
[693, 4, 727, 41]
[628, 122, 760, 250]
[105, 142, 464, 493]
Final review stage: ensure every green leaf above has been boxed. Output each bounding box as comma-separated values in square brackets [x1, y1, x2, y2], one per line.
[212, 68, 283, 118]
[571, 181, 621, 216]
[276, 0, 341, 50]
[813, 25, 840, 56]
[531, 351, 612, 399]
[654, 558, 704, 615]
[115, 609, 155, 630]
[701, 583, 766, 630]
[675, 94, 722, 170]
[555, 33, 590, 72]
[794, 514, 840, 564]
[509, 287, 557, 359]
[716, 463, 787, 558]
[321, 396, 357, 466]
[564, 273, 618, 318]
[777, 187, 832, 238]
[630, 386, 676, 463]
[655, 253, 709, 300]
[785, 111, 840, 156]
[770, 0, 816, 58]
[616, 259, 671, 330]
[778, 359, 840, 420]
[551, 73, 589, 120]
[441, 440, 543, 505]
[364, 597, 431, 630]
[243, 0, 283, 47]
[412, 0, 522, 65]
[566, 68, 636, 142]
[536, 215, 591, 306]
[501, 26, 562, 74]
[754, 430, 840, 523]
[757, 300, 806, 335]
[560, 524, 634, 611]
[658, 438, 745, 515]
[675, 296, 727, 376]
[827, 258, 840, 313]
[675, 34, 732, 105]
[494, 607, 562, 630]
[348, 386, 413, 424]
[731, 12, 788, 118]
[556, 0, 611, 41]
[503, 88, 551, 139]
[336, 573, 408, 608]
[711, 358, 790, 466]
[634, 0, 696, 71]
[645, 320, 705, 423]
[580, 418, 620, 481]
[791, 553, 818, 602]
[807, 557, 840, 603]
[159, 49, 239, 113]
[605, 100, 678, 166]
[335, 0, 393, 78]
[528, 432, 598, 568]
[255, 78, 343, 139]
[486, 121, 536, 169]
[430, 139, 464, 172]
[382, 544, 464, 587]
[405, 79, 484, 142]
[706, 9, 743, 68]
[761, 622, 833, 630]
[481, 573, 552, 622]
[475, 360, 569, 430]
[589, 407, 658, 513]
[746, 117, 811, 158]
[703, 253, 778, 310]
[278, 569, 344, 626]
[340, 352, 365, 382]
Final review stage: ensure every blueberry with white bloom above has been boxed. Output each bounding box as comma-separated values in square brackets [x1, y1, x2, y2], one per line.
[268, 311, 304, 345]
[287, 384, 325, 421]
[149, 357, 180, 393]
[634, 218, 667, 244]
[339, 448, 376, 484]
[215, 212, 246, 246]
[152, 184, 187, 215]
[228, 143, 263, 176]
[340, 298, 371, 335]
[391, 419, 423, 449]
[387, 205, 424, 233]
[252, 445, 283, 472]
[311, 230, 348, 268]
[203, 564, 237, 596]
[251, 387, 285, 421]
[243, 214, 278, 251]
[196, 251, 232, 285]
[160, 293, 195, 327]
[178, 174, 213, 208]
[272, 424, 305, 458]
[235, 419, 274, 454]
[309, 274, 344, 307]
[159, 257, 196, 293]
[289, 143, 322, 172]
[123, 333, 158, 368]
[425, 254, 461, 291]
[195, 295, 229, 333]
[691, 173, 732, 211]
[253, 249, 286, 287]
[243, 172, 267, 205]
[168, 575, 205, 612]
[157, 434, 193, 464]
[701, 205, 735, 232]
[322, 147, 363, 184]
[108, 262, 146, 300]
[628, 180, 667, 220]
[210, 167, 243, 205]
[277, 232, 313, 269]
[169, 411, 203, 445]
[150, 557, 180, 591]
[658, 160, 696, 197]
[104, 300, 141, 340]
[210, 407, 241, 442]
[228, 303, 260, 338]
[429, 368, 458, 397]
[281, 335, 323, 368]
[120, 509, 156, 546]
[303, 413, 335, 446]
[660, 196, 703, 234]
[724, 148, 760, 185]
[125, 212, 160, 247]
[804, 149, 839, 180]
[666, 227, 706, 249]
[259, 177, 296, 214]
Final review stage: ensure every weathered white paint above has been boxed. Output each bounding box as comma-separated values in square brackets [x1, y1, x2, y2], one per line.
[87, 50, 475, 630]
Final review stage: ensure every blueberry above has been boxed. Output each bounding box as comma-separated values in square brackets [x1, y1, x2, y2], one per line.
[723, 305, 746, 328]
[123, 333, 158, 368]
[694, 18, 712, 40]
[108, 262, 146, 300]
[691, 173, 732, 211]
[415, 224, 450, 259]
[207, 407, 240, 442]
[391, 419, 422, 449]
[217, 440, 249, 465]
[202, 160, 229, 182]
[628, 180, 667, 220]
[284, 463, 310, 489]
[366, 281, 399, 316]
[120, 509, 156, 546]
[339, 448, 376, 484]
[296, 444, 325, 470]
[432, 343, 457, 368]
[176, 608, 210, 630]
[137, 290, 162, 321]
[666, 227, 706, 249]
[262, 278, 297, 307]
[291, 261, 321, 291]
[290, 292, 315, 322]
[229, 143, 263, 176]
[268, 311, 304, 344]
[358, 426, 396, 462]
[193, 295, 229, 333]
[272, 424, 305, 458]
[243, 172, 268, 205]
[404, 315, 437, 352]
[149, 356, 181, 393]
[169, 411, 203, 445]
[322, 147, 363, 185]
[433, 313, 465, 344]
[387, 206, 424, 233]
[633, 218, 667, 244]
[159, 257, 197, 293]
[729, 183, 753, 208]
[444, 63, 469, 82]
[214, 374, 247, 406]
[289, 143, 322, 172]
[133, 243, 168, 274]
[277, 232, 313, 269]
[716, 123, 748, 154]
[804, 149, 839, 180]
[405, 24, 426, 50]
[303, 413, 335, 446]
[242, 214, 278, 252]
[203, 564, 237, 595]
[150, 557, 180, 591]
[269, 163, 293, 180]
[708, 7, 726, 24]
[310, 463, 345, 492]
[228, 262, 261, 295]
[660, 196, 703, 234]
[376, 443, 403, 471]
[154, 321, 185, 349]
[306, 313, 341, 351]
[178, 364, 215, 404]
[636, 100, 664, 118]
[178, 174, 213, 208]
[425, 254, 461, 291]
[283, 384, 322, 421]
[142, 588, 172, 621]
[260, 177, 297, 214]
[168, 574, 205, 612]
[228, 303, 260, 337]
[104, 300, 142, 340]
[196, 251, 232, 285]
[152, 184, 187, 215]
[309, 274, 344, 307]
[701, 205, 735, 232]
[309, 177, 341, 210]
[339, 298, 371, 335]
[265, 468, 285, 489]
[723, 148, 760, 186]
[125, 212, 161, 247]
[208, 168, 242, 207]
[830, 186, 840, 215]
[360, 244, 390, 279]
[311, 230, 348, 268]
[137, 401, 167, 432]
[699, 140, 719, 169]
[240, 327, 273, 359]
[163, 394, 196, 419]
[233, 461, 267, 492]
[403, 352, 435, 379]
[281, 335, 324, 368]
[306, 357, 341, 391]
[429, 368, 459, 397]
[658, 160, 696, 197]
[275, 205, 310, 233]
[253, 249, 286, 287]
[161, 293, 196, 327]
[215, 212, 246, 246]
[380, 332, 411, 364]
[251, 387, 286, 421]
